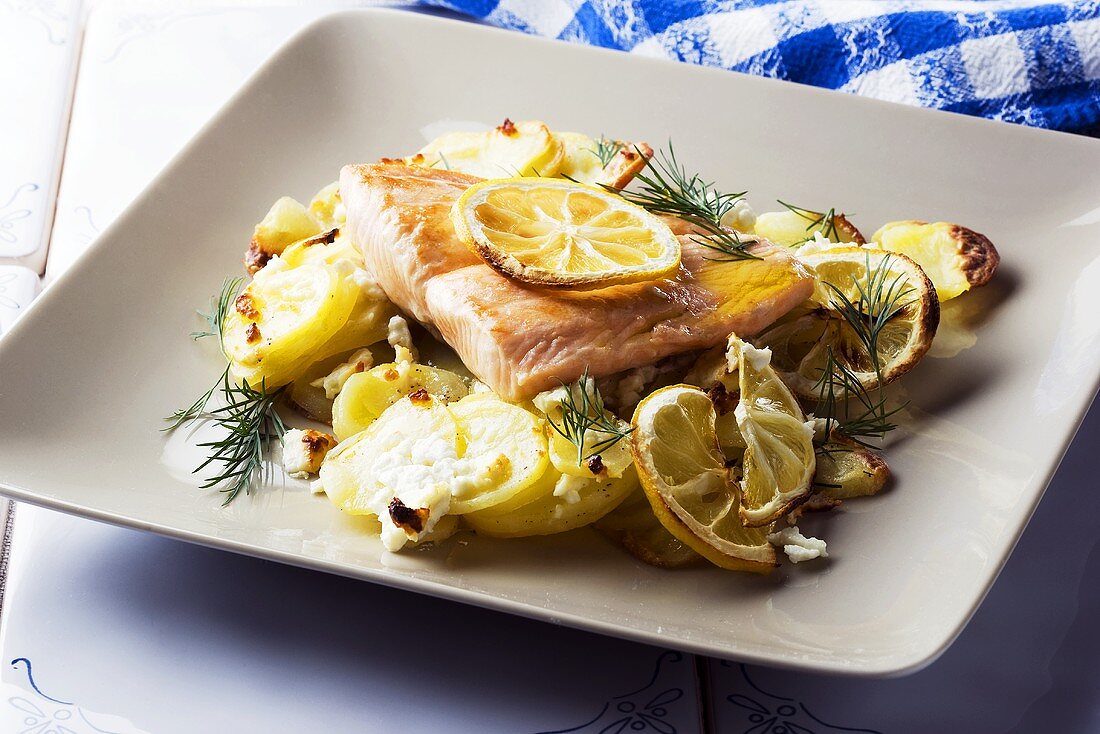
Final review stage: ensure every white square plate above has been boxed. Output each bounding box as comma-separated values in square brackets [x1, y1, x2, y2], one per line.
[2, 9, 1098, 676]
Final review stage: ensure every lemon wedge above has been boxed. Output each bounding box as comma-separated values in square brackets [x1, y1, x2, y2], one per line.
[727, 336, 816, 527]
[753, 246, 939, 398]
[631, 384, 776, 572]
[451, 178, 680, 289]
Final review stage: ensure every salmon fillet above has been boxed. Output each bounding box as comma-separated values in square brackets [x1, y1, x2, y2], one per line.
[341, 162, 814, 401]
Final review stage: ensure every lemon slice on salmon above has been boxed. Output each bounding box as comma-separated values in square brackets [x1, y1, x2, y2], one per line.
[753, 245, 939, 398]
[451, 178, 680, 289]
[631, 384, 776, 572]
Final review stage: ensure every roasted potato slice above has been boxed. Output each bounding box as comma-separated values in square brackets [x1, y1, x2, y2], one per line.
[594, 489, 704, 568]
[246, 196, 323, 274]
[813, 432, 890, 501]
[554, 131, 652, 189]
[411, 119, 564, 178]
[872, 220, 999, 301]
[755, 206, 865, 248]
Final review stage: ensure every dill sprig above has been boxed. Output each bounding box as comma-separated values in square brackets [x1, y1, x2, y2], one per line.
[814, 349, 905, 447]
[609, 143, 758, 261]
[165, 279, 287, 504]
[590, 135, 623, 168]
[191, 277, 242, 342]
[813, 252, 915, 448]
[822, 251, 915, 367]
[547, 368, 633, 465]
[164, 365, 229, 431]
[195, 372, 286, 505]
[778, 200, 840, 244]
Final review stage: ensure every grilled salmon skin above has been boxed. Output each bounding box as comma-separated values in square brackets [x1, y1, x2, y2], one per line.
[341, 162, 814, 400]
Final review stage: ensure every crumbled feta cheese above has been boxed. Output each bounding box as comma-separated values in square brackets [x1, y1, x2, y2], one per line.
[352, 268, 388, 302]
[552, 474, 589, 505]
[387, 315, 418, 362]
[533, 380, 598, 416]
[311, 347, 374, 399]
[282, 428, 337, 479]
[719, 197, 757, 232]
[742, 343, 772, 371]
[350, 400, 499, 552]
[794, 231, 855, 257]
[767, 525, 828, 563]
[613, 365, 659, 412]
[470, 380, 493, 394]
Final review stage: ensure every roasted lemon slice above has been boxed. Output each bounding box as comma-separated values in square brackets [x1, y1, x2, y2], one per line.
[631, 384, 776, 572]
[872, 220, 999, 301]
[753, 246, 939, 397]
[451, 178, 680, 289]
[728, 336, 816, 526]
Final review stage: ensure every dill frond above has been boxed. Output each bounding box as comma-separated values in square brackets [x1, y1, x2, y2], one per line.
[547, 368, 633, 465]
[590, 135, 623, 168]
[608, 142, 758, 261]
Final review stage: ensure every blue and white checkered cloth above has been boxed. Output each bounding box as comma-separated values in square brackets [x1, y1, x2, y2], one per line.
[421, 1, 1100, 135]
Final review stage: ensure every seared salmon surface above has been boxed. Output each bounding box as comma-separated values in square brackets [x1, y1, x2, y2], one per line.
[341, 162, 814, 400]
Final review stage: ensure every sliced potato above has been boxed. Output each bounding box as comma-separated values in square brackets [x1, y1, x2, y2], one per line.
[554, 131, 652, 189]
[247, 196, 322, 274]
[755, 207, 864, 248]
[223, 261, 357, 388]
[332, 361, 469, 440]
[288, 351, 356, 424]
[411, 119, 564, 179]
[448, 394, 550, 514]
[872, 220, 999, 301]
[308, 181, 344, 230]
[465, 468, 638, 538]
[814, 432, 890, 501]
[320, 395, 460, 550]
[594, 489, 704, 568]
[279, 229, 362, 270]
[308, 285, 396, 368]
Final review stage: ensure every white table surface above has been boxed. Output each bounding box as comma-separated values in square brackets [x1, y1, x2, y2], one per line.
[2, 2, 1099, 732]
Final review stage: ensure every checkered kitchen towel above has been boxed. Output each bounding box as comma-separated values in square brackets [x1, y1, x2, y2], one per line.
[422, 1, 1100, 134]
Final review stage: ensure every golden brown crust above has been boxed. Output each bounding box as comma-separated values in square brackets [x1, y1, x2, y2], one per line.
[833, 213, 866, 245]
[388, 497, 430, 535]
[785, 495, 842, 524]
[597, 141, 653, 189]
[244, 242, 270, 275]
[951, 224, 1000, 287]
